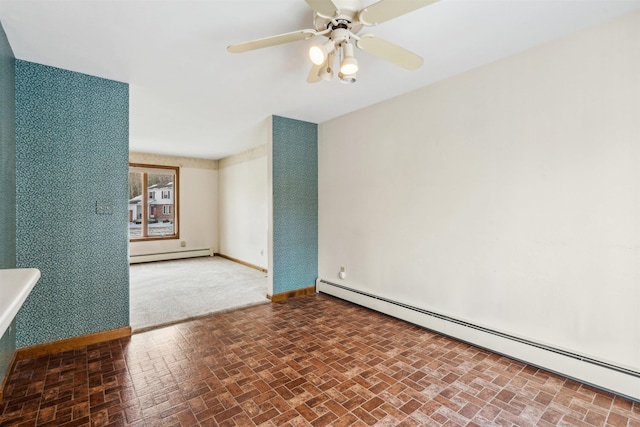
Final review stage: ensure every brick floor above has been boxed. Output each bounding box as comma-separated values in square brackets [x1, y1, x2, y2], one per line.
[1, 293, 639, 426]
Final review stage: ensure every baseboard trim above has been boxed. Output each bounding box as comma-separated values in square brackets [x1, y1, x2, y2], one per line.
[268, 285, 316, 302]
[14, 326, 132, 361]
[215, 253, 268, 273]
[130, 249, 211, 264]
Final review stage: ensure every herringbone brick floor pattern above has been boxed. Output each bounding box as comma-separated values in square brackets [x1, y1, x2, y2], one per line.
[1, 294, 638, 426]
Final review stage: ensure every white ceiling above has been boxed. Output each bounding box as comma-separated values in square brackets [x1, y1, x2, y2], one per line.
[1, 0, 638, 159]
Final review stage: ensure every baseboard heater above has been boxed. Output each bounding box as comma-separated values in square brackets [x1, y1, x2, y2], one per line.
[129, 248, 211, 264]
[316, 279, 640, 401]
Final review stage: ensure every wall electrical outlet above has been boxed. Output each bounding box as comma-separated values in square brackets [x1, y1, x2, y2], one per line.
[339, 266, 346, 279]
[180, 241, 186, 247]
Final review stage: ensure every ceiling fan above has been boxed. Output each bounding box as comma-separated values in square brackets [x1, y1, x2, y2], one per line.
[227, 0, 440, 84]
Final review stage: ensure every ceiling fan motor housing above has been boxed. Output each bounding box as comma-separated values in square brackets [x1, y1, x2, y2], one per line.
[313, 0, 364, 35]
[329, 27, 350, 45]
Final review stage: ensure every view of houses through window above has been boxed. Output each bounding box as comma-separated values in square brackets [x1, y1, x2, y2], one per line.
[129, 164, 179, 240]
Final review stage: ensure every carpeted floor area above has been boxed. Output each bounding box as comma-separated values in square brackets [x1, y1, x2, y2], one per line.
[129, 256, 268, 331]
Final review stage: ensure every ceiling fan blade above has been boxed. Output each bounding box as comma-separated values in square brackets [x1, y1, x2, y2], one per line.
[305, 0, 338, 18]
[307, 62, 324, 83]
[356, 34, 423, 70]
[227, 30, 316, 53]
[358, 0, 439, 26]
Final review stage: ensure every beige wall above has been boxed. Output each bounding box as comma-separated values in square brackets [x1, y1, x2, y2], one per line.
[218, 144, 269, 269]
[319, 10, 639, 391]
[129, 152, 219, 256]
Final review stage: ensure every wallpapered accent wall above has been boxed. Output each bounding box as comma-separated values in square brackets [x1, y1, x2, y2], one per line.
[0, 21, 16, 270]
[271, 116, 318, 294]
[0, 21, 16, 382]
[15, 60, 129, 347]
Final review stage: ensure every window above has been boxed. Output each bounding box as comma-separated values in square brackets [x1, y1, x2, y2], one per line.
[129, 164, 179, 241]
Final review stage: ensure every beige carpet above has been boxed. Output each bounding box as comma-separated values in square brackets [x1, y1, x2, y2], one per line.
[129, 256, 268, 331]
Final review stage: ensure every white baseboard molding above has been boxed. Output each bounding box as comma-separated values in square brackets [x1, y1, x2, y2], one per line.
[129, 249, 212, 264]
[317, 279, 640, 402]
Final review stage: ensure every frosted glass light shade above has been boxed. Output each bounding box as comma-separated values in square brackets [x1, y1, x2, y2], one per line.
[309, 40, 335, 65]
[339, 43, 358, 74]
[309, 46, 326, 65]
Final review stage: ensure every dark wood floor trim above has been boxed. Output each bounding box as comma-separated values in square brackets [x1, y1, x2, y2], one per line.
[215, 253, 268, 273]
[14, 326, 132, 361]
[268, 285, 316, 302]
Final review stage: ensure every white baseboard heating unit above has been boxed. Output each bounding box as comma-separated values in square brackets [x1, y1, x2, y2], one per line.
[316, 279, 640, 402]
[129, 248, 211, 264]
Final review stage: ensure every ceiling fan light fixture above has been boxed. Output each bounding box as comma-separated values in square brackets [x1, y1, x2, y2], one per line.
[340, 57, 358, 75]
[338, 71, 357, 84]
[309, 40, 335, 65]
[227, 0, 434, 84]
[339, 43, 359, 75]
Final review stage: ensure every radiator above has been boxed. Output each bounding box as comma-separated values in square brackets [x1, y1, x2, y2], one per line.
[316, 279, 640, 402]
[129, 248, 212, 264]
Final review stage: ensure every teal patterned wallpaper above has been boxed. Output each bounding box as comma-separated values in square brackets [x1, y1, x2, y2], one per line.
[15, 60, 129, 347]
[0, 21, 16, 382]
[272, 115, 318, 294]
[0, 20, 16, 270]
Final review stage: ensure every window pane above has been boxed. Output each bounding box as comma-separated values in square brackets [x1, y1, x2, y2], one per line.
[129, 164, 179, 241]
[128, 172, 143, 239]
[147, 172, 175, 237]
